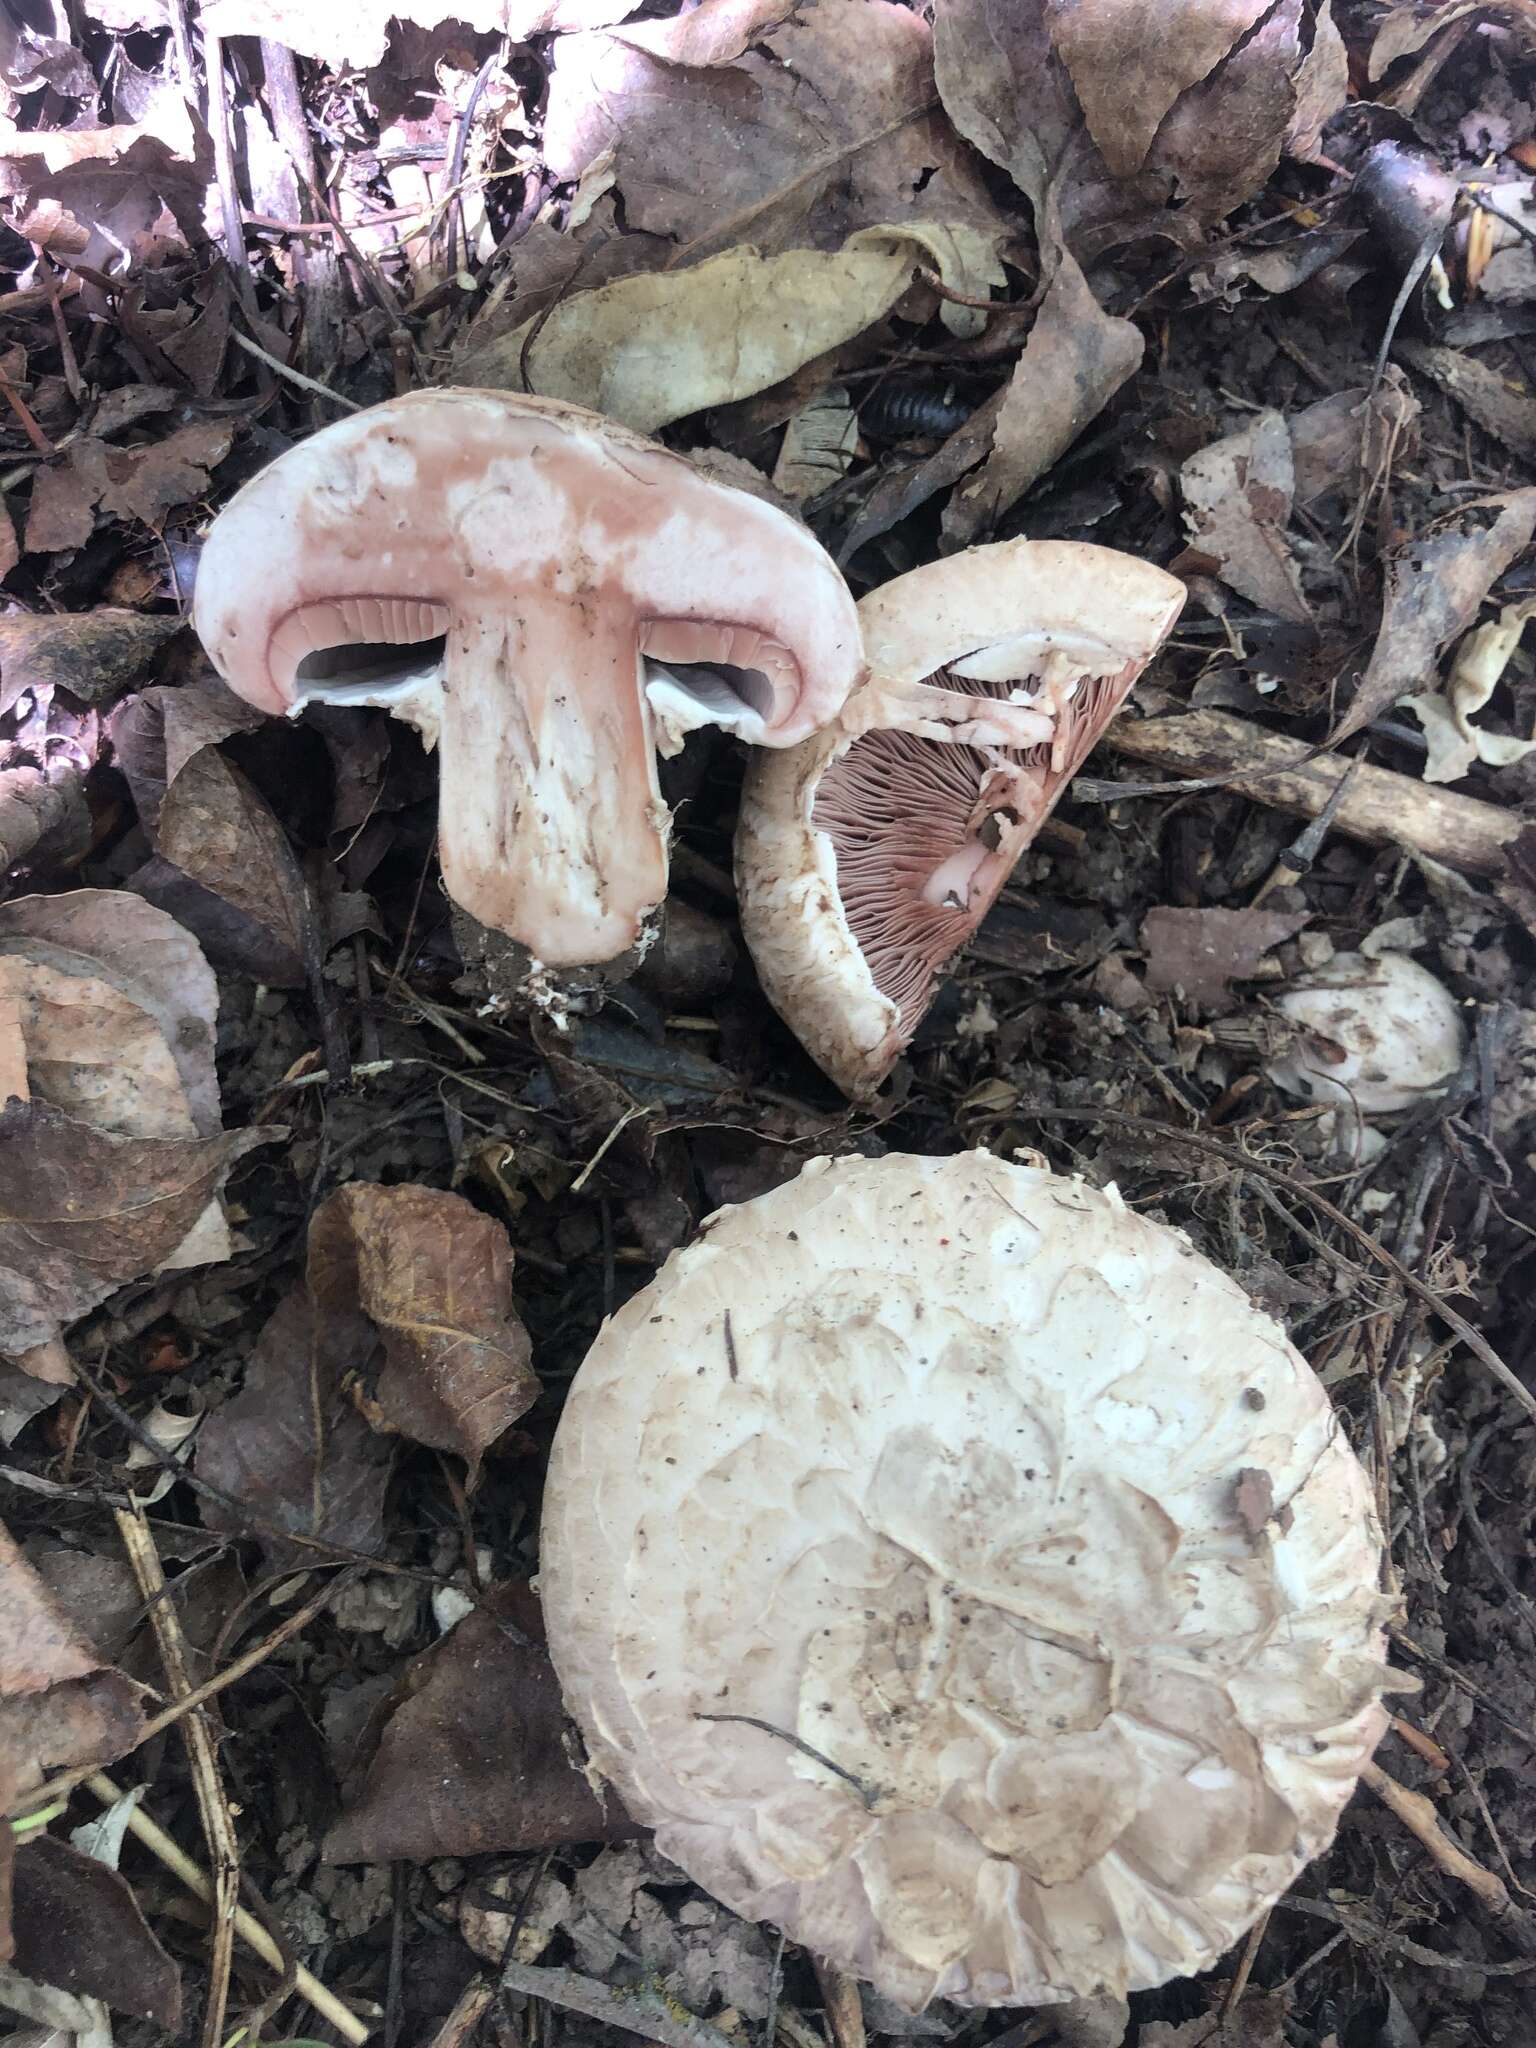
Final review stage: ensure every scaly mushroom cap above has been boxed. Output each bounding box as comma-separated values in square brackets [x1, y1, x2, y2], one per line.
[736, 541, 1184, 1096]
[540, 1150, 1392, 2010]
[194, 389, 862, 967]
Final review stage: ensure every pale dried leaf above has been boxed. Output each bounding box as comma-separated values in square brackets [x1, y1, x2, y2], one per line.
[1181, 409, 1311, 623]
[1143, 0, 1300, 227]
[196, 0, 636, 69]
[1043, 0, 1272, 179]
[1337, 488, 1536, 743]
[1403, 598, 1536, 782]
[610, 0, 797, 66]
[772, 387, 859, 501]
[944, 247, 1142, 545]
[1368, 0, 1483, 81]
[468, 225, 1002, 432]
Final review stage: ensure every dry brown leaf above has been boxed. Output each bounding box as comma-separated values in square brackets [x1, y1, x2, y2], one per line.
[1336, 488, 1536, 743]
[107, 679, 265, 839]
[324, 1583, 622, 1864]
[197, 0, 635, 69]
[1368, 0, 1485, 80]
[610, 0, 798, 66]
[10, 1836, 180, 2028]
[1145, 0, 1300, 227]
[837, 386, 1007, 566]
[465, 225, 1003, 431]
[21, 424, 232, 555]
[1288, 369, 1420, 506]
[934, 0, 1308, 253]
[153, 747, 312, 984]
[0, 891, 221, 1135]
[308, 1182, 538, 1482]
[943, 247, 1143, 546]
[0, 610, 181, 717]
[0, 1101, 273, 1360]
[1181, 409, 1311, 624]
[542, 3, 1005, 263]
[195, 1286, 393, 1561]
[0, 504, 17, 583]
[0, 1516, 146, 1832]
[1141, 905, 1309, 1012]
[1285, 0, 1348, 163]
[0, 768, 91, 874]
[1042, 0, 1273, 179]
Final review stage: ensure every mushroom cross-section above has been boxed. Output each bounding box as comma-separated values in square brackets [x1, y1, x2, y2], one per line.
[736, 540, 1185, 1097]
[193, 389, 863, 967]
[540, 1149, 1392, 2011]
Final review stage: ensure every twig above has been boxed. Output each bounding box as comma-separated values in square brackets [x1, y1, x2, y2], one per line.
[426, 1977, 494, 2048]
[498, 1960, 740, 2048]
[228, 327, 360, 408]
[1390, 1625, 1536, 1748]
[1361, 1760, 1535, 1946]
[1095, 709, 1519, 877]
[0, 357, 54, 454]
[812, 1960, 865, 2048]
[82, 1773, 372, 2042]
[115, 1506, 240, 2048]
[1021, 1107, 1536, 1421]
[204, 37, 254, 305]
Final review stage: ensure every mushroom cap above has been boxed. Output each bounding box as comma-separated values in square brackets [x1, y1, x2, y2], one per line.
[540, 1150, 1391, 2010]
[1266, 951, 1466, 1115]
[193, 388, 862, 966]
[736, 541, 1184, 1097]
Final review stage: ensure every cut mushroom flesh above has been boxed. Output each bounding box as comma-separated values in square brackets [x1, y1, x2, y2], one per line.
[736, 541, 1186, 1098]
[193, 388, 862, 967]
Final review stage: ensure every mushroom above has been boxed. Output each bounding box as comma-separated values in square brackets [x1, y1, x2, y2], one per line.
[540, 1149, 1391, 2010]
[193, 389, 863, 968]
[1265, 950, 1466, 1142]
[735, 541, 1184, 1097]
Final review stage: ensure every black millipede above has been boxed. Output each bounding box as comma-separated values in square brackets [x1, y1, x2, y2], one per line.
[859, 383, 976, 440]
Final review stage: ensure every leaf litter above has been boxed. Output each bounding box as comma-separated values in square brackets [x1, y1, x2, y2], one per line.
[6, 1, 1536, 2044]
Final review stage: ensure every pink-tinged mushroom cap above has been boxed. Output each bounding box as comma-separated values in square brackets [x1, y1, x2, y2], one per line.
[540, 1150, 1393, 2009]
[193, 389, 863, 967]
[736, 540, 1185, 1097]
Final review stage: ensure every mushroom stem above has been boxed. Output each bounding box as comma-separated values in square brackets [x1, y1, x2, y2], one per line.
[435, 603, 668, 966]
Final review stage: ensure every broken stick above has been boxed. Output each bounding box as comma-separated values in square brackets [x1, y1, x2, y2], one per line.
[1095, 709, 1518, 879]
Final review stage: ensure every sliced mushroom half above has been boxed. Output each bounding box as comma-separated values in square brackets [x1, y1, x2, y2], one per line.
[193, 389, 863, 967]
[736, 540, 1185, 1097]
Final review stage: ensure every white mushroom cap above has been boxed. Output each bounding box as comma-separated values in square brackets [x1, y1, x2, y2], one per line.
[1266, 951, 1466, 1116]
[736, 541, 1184, 1098]
[193, 389, 862, 967]
[540, 1150, 1391, 2010]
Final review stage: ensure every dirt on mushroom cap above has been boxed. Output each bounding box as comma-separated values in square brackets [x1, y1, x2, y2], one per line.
[540, 1149, 1393, 2011]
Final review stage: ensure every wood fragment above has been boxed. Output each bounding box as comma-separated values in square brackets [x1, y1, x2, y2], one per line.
[116, 1506, 241, 2048]
[1362, 1760, 1536, 1948]
[813, 1959, 866, 2048]
[1098, 708, 1519, 877]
